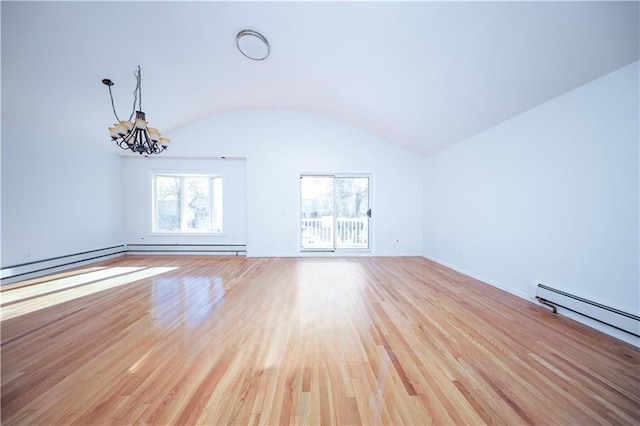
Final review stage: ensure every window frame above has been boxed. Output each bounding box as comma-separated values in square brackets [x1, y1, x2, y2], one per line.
[150, 171, 224, 235]
[299, 173, 373, 253]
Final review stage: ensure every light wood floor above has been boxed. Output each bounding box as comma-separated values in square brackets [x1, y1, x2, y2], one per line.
[1, 256, 638, 425]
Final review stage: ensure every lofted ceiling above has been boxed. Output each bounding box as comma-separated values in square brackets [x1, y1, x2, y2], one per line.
[2, 1, 638, 158]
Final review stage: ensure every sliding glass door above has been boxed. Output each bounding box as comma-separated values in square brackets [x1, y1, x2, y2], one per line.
[300, 175, 370, 251]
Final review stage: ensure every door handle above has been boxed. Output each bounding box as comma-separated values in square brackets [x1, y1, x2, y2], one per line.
[367, 208, 372, 218]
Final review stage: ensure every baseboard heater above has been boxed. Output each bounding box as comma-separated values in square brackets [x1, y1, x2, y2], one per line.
[126, 243, 246, 256]
[536, 284, 640, 338]
[1, 245, 126, 286]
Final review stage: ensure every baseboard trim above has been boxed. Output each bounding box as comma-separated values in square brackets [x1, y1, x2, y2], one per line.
[422, 254, 529, 300]
[126, 243, 247, 256]
[422, 254, 640, 348]
[1, 245, 126, 285]
[247, 252, 380, 258]
[536, 283, 639, 337]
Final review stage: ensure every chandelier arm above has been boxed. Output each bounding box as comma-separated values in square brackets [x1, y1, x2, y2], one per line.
[115, 138, 129, 150]
[113, 126, 167, 156]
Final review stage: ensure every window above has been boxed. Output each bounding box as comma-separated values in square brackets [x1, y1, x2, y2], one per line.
[152, 174, 223, 233]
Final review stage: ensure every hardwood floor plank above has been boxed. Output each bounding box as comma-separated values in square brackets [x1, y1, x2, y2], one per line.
[1, 256, 638, 425]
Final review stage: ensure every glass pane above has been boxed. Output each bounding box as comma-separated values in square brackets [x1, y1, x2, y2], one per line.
[154, 175, 223, 233]
[156, 176, 181, 231]
[335, 177, 369, 249]
[183, 177, 211, 230]
[301, 176, 334, 249]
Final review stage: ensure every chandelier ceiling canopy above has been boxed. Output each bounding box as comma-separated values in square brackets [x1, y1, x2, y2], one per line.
[102, 66, 170, 155]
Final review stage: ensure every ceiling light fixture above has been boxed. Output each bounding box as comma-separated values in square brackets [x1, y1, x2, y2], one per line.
[102, 66, 170, 155]
[236, 29, 270, 61]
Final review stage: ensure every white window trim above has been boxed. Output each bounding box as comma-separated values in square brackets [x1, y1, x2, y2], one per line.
[150, 171, 225, 235]
[298, 172, 374, 254]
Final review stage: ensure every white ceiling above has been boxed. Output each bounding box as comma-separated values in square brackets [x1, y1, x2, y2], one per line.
[2, 1, 638, 158]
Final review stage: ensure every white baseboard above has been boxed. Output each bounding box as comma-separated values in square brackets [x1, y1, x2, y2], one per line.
[126, 244, 246, 256]
[422, 254, 640, 348]
[246, 251, 422, 258]
[1, 246, 126, 285]
[247, 252, 374, 258]
[422, 254, 530, 300]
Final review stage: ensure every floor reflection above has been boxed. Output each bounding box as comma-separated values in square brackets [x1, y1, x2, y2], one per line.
[296, 258, 371, 331]
[152, 276, 225, 329]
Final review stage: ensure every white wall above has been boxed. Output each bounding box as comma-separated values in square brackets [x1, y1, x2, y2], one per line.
[1, 126, 123, 267]
[422, 62, 639, 344]
[121, 157, 247, 246]
[1, 109, 423, 265]
[168, 109, 424, 256]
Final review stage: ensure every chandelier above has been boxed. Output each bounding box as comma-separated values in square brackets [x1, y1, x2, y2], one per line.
[102, 66, 170, 155]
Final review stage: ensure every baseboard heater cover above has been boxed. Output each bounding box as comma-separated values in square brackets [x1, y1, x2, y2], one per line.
[126, 243, 247, 256]
[536, 284, 640, 338]
[1, 245, 126, 285]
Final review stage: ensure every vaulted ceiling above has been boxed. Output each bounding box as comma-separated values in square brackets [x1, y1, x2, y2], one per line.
[2, 1, 638, 157]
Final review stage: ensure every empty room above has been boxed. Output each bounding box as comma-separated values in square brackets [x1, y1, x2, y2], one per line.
[1, 1, 638, 425]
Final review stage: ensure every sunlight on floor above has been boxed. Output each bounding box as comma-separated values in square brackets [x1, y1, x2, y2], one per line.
[1, 267, 145, 305]
[1, 266, 108, 290]
[1, 267, 178, 321]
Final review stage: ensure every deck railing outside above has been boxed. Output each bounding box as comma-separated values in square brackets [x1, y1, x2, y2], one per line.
[301, 217, 368, 249]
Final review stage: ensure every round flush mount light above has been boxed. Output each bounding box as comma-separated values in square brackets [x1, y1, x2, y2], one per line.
[236, 29, 270, 61]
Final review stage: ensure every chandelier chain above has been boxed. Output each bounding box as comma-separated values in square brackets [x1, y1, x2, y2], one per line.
[130, 66, 140, 121]
[107, 85, 121, 123]
[136, 66, 142, 112]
